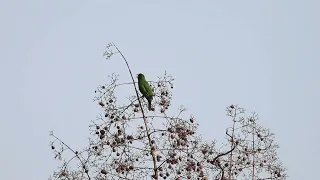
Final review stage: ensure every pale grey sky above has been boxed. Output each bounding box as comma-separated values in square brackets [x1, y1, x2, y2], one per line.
[1, 1, 319, 179]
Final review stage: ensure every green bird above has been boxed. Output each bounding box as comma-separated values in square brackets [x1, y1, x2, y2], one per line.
[137, 73, 154, 110]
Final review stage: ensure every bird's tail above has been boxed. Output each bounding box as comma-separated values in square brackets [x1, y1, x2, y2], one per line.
[148, 101, 152, 110]
[147, 96, 153, 110]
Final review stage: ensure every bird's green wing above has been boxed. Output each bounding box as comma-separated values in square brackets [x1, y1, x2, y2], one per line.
[143, 80, 154, 97]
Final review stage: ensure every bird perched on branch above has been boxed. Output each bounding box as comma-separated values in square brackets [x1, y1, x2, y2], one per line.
[137, 73, 154, 110]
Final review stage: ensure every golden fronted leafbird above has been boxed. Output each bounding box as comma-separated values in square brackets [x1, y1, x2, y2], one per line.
[137, 73, 154, 110]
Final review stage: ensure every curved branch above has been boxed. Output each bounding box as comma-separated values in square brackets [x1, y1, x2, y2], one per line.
[112, 43, 158, 180]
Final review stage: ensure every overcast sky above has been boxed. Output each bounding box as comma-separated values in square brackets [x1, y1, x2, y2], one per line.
[1, 0, 319, 179]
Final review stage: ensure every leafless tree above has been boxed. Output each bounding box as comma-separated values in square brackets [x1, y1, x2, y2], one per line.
[49, 43, 287, 180]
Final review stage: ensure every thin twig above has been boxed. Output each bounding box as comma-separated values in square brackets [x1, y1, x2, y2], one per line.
[51, 134, 91, 180]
